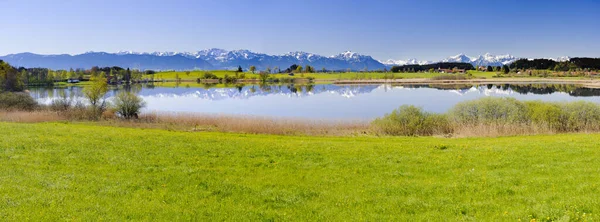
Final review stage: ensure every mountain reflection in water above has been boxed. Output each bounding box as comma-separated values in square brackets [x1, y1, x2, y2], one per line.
[28, 83, 600, 119]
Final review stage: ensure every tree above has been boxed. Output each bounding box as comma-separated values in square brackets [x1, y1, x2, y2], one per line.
[502, 65, 510, 74]
[487, 66, 493, 72]
[249, 66, 256, 74]
[296, 65, 303, 73]
[0, 61, 24, 92]
[305, 65, 314, 73]
[83, 74, 109, 116]
[237, 66, 243, 72]
[124, 68, 132, 83]
[266, 67, 272, 73]
[113, 91, 146, 119]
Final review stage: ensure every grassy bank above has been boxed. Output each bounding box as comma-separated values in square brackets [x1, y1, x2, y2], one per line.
[0, 122, 598, 220]
[145, 70, 496, 81]
[146, 70, 597, 83]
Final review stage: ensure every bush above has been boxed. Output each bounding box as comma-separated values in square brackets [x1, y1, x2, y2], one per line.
[450, 97, 528, 125]
[0, 92, 37, 111]
[372, 105, 452, 136]
[113, 92, 146, 119]
[524, 101, 565, 130]
[373, 97, 600, 137]
[222, 74, 238, 84]
[203, 72, 218, 79]
[560, 101, 600, 131]
[49, 92, 73, 111]
[50, 97, 72, 111]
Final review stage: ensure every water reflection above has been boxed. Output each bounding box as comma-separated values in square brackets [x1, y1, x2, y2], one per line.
[28, 83, 600, 119]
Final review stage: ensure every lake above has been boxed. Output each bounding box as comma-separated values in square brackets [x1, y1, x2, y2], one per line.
[29, 83, 600, 119]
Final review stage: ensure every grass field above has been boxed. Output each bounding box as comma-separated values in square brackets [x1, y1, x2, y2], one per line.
[1, 122, 599, 220]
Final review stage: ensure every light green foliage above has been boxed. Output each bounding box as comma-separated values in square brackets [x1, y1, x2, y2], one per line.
[377, 98, 600, 136]
[450, 97, 528, 125]
[112, 91, 146, 119]
[1, 122, 600, 220]
[560, 101, 600, 131]
[372, 105, 452, 136]
[83, 75, 109, 109]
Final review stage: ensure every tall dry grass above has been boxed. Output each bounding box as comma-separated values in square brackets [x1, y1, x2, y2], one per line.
[136, 112, 370, 135]
[0, 111, 65, 123]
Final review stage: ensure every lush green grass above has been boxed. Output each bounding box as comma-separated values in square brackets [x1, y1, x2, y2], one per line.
[1, 122, 599, 220]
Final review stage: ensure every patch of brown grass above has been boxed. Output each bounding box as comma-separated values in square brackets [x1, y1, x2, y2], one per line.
[0, 111, 66, 123]
[136, 112, 370, 136]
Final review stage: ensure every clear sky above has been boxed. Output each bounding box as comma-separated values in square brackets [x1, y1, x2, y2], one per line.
[2, 0, 599, 61]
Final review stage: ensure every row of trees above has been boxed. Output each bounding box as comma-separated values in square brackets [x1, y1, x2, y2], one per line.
[390, 62, 476, 73]
[247, 64, 319, 74]
[6, 64, 147, 87]
[509, 58, 600, 71]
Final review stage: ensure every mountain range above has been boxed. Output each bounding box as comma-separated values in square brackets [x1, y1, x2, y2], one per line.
[0, 49, 572, 71]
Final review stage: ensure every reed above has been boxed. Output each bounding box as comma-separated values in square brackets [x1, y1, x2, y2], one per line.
[375, 97, 600, 137]
[137, 112, 370, 135]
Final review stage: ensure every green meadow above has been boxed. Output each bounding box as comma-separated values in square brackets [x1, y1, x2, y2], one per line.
[1, 122, 599, 220]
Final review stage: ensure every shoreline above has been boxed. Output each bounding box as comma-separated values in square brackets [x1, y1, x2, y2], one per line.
[329, 78, 600, 88]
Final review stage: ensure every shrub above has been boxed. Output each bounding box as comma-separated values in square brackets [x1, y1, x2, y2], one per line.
[203, 72, 218, 79]
[112, 92, 146, 119]
[560, 101, 600, 131]
[524, 101, 565, 131]
[49, 93, 73, 111]
[449, 97, 528, 125]
[222, 74, 238, 84]
[372, 105, 452, 136]
[50, 97, 72, 111]
[0, 92, 37, 111]
[259, 72, 269, 82]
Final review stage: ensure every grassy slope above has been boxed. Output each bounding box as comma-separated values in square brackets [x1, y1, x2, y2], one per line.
[1, 122, 598, 220]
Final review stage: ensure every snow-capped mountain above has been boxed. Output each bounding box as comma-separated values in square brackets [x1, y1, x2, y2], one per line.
[107, 49, 386, 70]
[0, 49, 573, 71]
[548, 56, 571, 62]
[382, 53, 519, 67]
[441, 54, 476, 63]
[380, 58, 432, 66]
[471, 53, 518, 67]
[438, 53, 518, 67]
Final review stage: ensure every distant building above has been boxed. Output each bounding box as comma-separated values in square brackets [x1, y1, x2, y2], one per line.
[437, 68, 466, 74]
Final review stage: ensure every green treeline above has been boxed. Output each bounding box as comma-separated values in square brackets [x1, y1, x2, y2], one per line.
[390, 62, 475, 73]
[0, 59, 148, 91]
[510, 58, 600, 71]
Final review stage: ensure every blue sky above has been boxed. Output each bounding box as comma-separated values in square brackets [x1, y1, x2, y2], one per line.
[2, 0, 599, 61]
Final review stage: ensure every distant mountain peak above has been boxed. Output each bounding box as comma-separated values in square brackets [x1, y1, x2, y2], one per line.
[0, 49, 573, 71]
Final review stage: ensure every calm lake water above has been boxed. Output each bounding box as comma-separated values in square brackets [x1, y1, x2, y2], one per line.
[29, 83, 600, 119]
